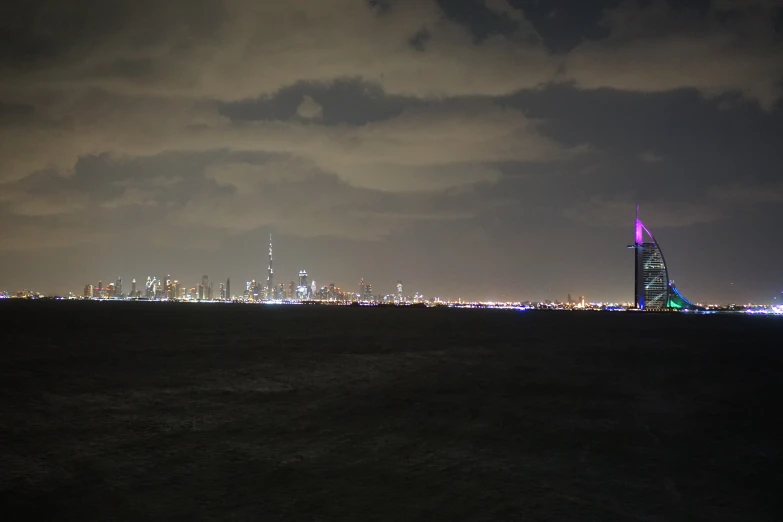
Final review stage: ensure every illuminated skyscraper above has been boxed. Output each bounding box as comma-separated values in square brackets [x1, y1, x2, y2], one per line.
[226, 278, 231, 301]
[297, 270, 309, 299]
[397, 280, 403, 302]
[629, 206, 697, 310]
[201, 275, 209, 300]
[131, 279, 137, 297]
[266, 234, 274, 300]
[359, 278, 365, 300]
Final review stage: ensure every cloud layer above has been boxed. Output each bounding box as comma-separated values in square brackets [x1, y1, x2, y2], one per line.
[2, 0, 781, 187]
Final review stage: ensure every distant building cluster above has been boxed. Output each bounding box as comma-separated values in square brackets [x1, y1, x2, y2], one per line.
[75, 274, 428, 305]
[3, 225, 782, 313]
[4, 286, 781, 315]
[82, 275, 228, 302]
[73, 235, 426, 305]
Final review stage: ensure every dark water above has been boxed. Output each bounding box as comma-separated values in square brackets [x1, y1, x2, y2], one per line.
[1, 301, 781, 521]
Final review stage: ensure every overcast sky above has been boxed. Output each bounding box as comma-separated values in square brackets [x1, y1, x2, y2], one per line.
[1, 0, 782, 303]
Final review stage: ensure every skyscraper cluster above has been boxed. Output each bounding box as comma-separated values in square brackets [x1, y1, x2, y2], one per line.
[77, 234, 423, 303]
[83, 274, 231, 301]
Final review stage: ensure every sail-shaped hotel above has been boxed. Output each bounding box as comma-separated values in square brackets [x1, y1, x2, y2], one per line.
[629, 207, 698, 310]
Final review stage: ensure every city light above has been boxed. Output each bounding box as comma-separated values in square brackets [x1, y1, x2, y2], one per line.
[2, 229, 780, 313]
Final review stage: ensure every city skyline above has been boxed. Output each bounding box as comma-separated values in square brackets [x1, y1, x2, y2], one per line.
[3, 212, 783, 304]
[1, 212, 782, 304]
[1, 1, 782, 304]
[5, 218, 782, 307]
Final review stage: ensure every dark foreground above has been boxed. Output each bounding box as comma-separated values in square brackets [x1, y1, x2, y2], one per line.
[1, 302, 781, 521]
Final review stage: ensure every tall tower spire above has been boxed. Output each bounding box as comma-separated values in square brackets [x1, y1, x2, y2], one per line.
[266, 233, 274, 299]
[635, 204, 642, 245]
[634, 205, 641, 308]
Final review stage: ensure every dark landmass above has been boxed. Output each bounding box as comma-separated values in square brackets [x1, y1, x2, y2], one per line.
[1, 301, 781, 521]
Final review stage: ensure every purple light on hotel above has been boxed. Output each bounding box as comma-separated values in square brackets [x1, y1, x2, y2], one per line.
[635, 205, 643, 244]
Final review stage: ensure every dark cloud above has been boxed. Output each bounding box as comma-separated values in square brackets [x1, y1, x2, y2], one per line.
[0, 0, 782, 303]
[219, 80, 413, 125]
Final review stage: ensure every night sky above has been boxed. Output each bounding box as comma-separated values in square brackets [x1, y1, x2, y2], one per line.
[1, 0, 782, 303]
